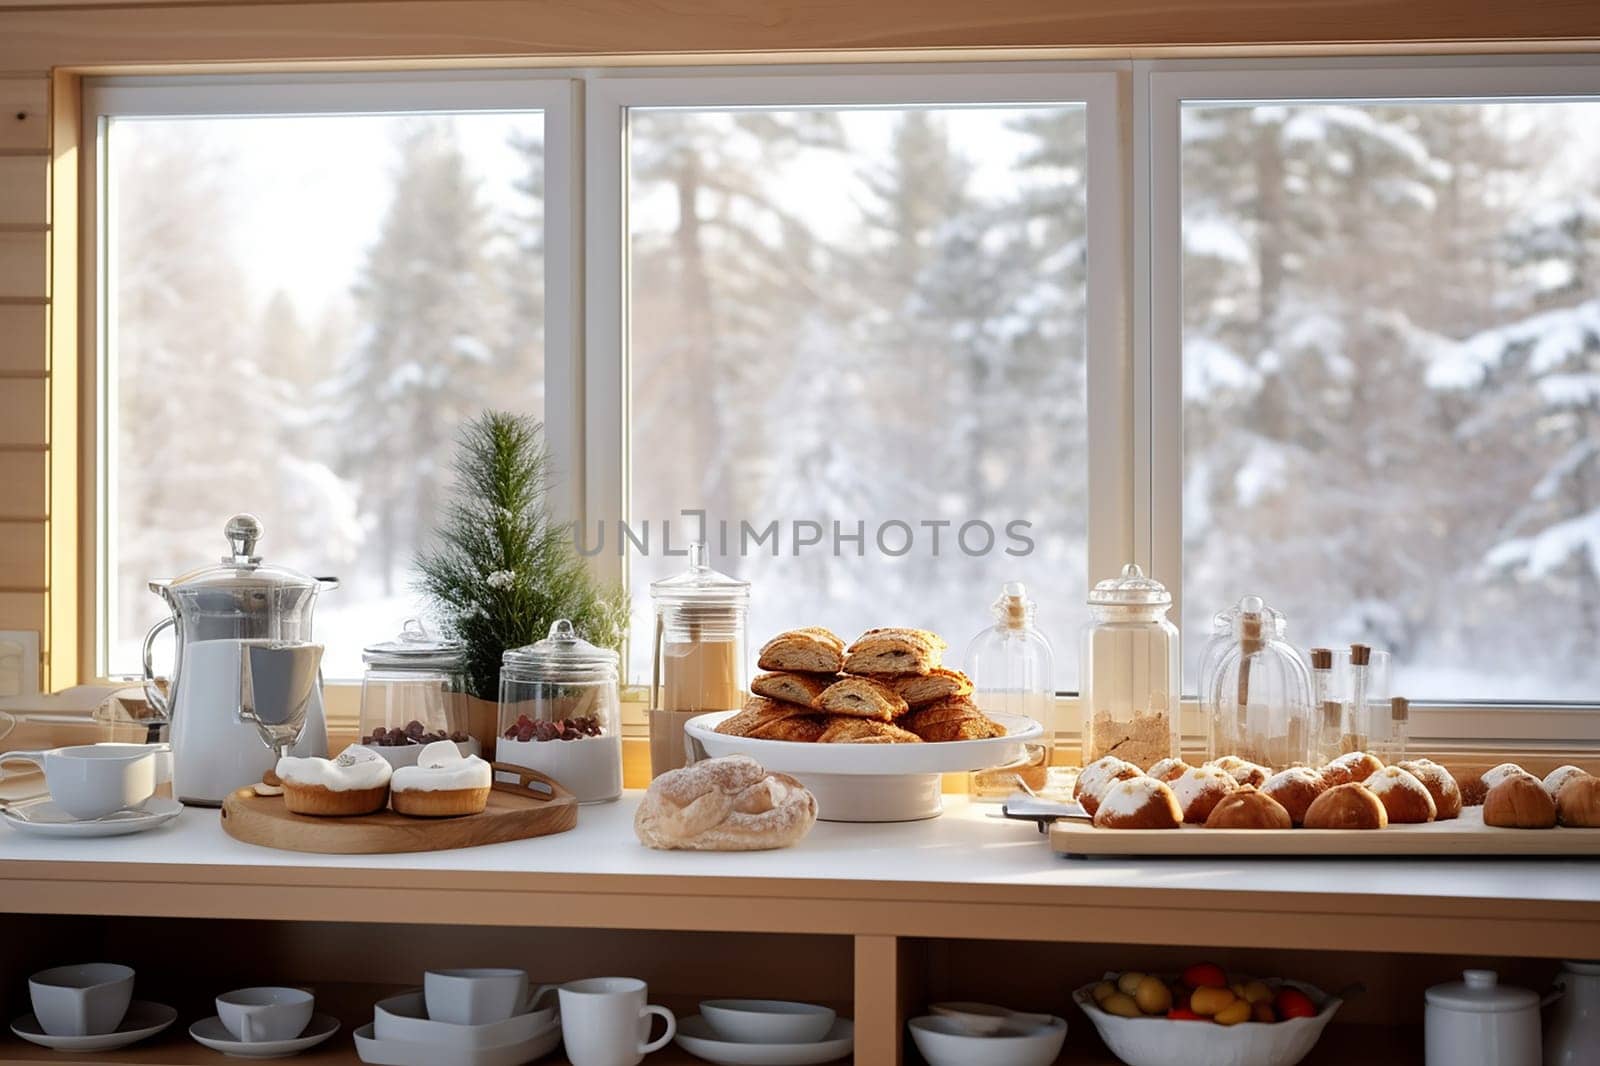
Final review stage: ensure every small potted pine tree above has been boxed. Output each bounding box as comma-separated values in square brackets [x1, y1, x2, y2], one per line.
[416, 411, 627, 755]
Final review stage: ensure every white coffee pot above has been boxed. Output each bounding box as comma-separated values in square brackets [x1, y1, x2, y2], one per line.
[1546, 960, 1600, 1066]
[143, 515, 333, 806]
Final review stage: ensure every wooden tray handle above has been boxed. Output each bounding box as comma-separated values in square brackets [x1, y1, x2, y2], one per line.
[490, 763, 564, 802]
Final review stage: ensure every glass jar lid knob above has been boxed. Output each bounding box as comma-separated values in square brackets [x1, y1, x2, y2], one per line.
[1088, 563, 1172, 606]
[224, 513, 264, 567]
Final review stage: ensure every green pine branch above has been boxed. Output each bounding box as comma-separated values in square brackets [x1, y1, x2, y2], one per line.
[415, 411, 628, 700]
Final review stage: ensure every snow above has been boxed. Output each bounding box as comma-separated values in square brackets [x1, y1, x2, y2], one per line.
[1485, 509, 1600, 580]
[1536, 372, 1600, 407]
[1184, 336, 1262, 399]
[1185, 216, 1252, 264]
[1425, 299, 1600, 390]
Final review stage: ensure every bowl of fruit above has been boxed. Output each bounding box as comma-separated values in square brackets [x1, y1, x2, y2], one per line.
[1073, 963, 1340, 1066]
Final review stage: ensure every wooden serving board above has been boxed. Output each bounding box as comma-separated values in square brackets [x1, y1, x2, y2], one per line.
[221, 763, 577, 854]
[1051, 807, 1600, 858]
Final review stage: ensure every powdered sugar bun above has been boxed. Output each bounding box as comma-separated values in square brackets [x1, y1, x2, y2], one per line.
[1363, 765, 1436, 823]
[1481, 761, 1530, 791]
[1172, 766, 1237, 823]
[1542, 764, 1589, 799]
[277, 744, 392, 791]
[1261, 766, 1325, 826]
[1092, 776, 1182, 829]
[391, 740, 492, 793]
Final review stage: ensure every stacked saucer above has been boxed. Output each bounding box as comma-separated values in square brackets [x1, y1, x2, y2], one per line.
[11, 964, 177, 1053]
[189, 986, 339, 1060]
[675, 999, 853, 1065]
[354, 989, 560, 1066]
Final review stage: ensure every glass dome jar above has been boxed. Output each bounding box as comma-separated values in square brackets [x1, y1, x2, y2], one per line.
[965, 582, 1055, 799]
[359, 619, 475, 767]
[1080, 564, 1181, 770]
[649, 543, 750, 777]
[498, 619, 623, 804]
[1201, 595, 1314, 768]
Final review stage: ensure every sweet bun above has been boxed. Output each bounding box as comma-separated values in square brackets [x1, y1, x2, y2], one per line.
[1397, 759, 1463, 821]
[1542, 764, 1590, 800]
[1556, 775, 1600, 828]
[842, 627, 945, 677]
[812, 676, 908, 721]
[1204, 786, 1292, 830]
[902, 696, 1004, 742]
[1172, 767, 1238, 824]
[1261, 767, 1326, 826]
[1147, 757, 1192, 783]
[1483, 773, 1557, 829]
[1303, 782, 1389, 830]
[750, 671, 835, 708]
[1075, 757, 1143, 816]
[1093, 776, 1182, 830]
[1207, 756, 1269, 788]
[634, 755, 816, 851]
[1363, 766, 1437, 824]
[1321, 751, 1384, 788]
[757, 628, 846, 674]
[1482, 762, 1532, 791]
[277, 745, 392, 817]
[390, 740, 492, 818]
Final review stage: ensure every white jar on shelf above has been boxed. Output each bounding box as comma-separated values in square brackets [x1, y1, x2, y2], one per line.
[497, 620, 623, 804]
[1079, 564, 1180, 770]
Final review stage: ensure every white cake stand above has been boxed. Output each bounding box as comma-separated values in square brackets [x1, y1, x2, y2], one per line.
[684, 711, 1044, 822]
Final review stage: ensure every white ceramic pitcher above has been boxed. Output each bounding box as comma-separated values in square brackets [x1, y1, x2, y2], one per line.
[1545, 960, 1600, 1066]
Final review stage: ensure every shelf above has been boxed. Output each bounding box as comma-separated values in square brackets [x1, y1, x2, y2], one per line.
[901, 1021, 1424, 1066]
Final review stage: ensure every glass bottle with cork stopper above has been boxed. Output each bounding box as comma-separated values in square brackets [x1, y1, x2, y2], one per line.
[1079, 564, 1181, 770]
[965, 582, 1055, 798]
[1309, 647, 1342, 763]
[1202, 594, 1313, 768]
[648, 542, 750, 778]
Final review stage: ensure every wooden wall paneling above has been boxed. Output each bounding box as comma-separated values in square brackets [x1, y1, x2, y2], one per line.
[0, 520, 47, 587]
[0, 0, 1598, 73]
[0, 155, 47, 226]
[0, 77, 49, 149]
[0, 590, 46, 629]
[0, 230, 48, 301]
[0, 450, 46, 517]
[0, 380, 46, 444]
[48, 70, 77, 689]
[0, 303, 47, 374]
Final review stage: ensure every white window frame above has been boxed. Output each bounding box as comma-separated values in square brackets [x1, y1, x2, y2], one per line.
[1144, 56, 1600, 742]
[80, 72, 580, 682]
[583, 64, 1134, 620]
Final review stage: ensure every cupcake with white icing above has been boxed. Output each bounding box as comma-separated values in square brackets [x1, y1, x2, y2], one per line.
[277, 744, 392, 816]
[391, 740, 492, 818]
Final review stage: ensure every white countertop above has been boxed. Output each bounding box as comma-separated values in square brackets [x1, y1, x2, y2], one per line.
[2, 792, 1598, 906]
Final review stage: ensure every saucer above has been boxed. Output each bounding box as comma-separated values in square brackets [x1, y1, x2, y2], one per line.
[353, 1019, 561, 1066]
[675, 1015, 854, 1065]
[11, 1000, 177, 1051]
[190, 1013, 340, 1058]
[1, 796, 182, 838]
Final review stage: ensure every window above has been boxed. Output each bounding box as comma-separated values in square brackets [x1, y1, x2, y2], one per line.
[89, 79, 572, 679]
[85, 60, 1600, 720]
[1150, 63, 1600, 709]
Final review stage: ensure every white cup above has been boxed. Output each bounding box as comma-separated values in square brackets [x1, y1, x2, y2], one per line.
[1, 744, 159, 820]
[216, 987, 315, 1043]
[558, 977, 676, 1066]
[424, 969, 553, 1026]
[29, 963, 135, 1037]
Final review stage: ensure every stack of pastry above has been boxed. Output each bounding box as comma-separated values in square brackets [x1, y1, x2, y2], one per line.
[715, 626, 1006, 744]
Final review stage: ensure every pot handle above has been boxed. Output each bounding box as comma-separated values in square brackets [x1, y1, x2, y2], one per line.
[141, 616, 176, 719]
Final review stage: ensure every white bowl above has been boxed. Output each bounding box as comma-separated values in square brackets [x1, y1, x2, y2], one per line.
[908, 1014, 1067, 1066]
[372, 991, 555, 1050]
[1072, 979, 1340, 1066]
[675, 1015, 853, 1065]
[354, 1020, 561, 1066]
[930, 1002, 1058, 1036]
[700, 1000, 836, 1044]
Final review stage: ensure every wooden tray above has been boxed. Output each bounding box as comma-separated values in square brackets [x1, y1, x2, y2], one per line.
[1051, 807, 1600, 858]
[221, 763, 577, 854]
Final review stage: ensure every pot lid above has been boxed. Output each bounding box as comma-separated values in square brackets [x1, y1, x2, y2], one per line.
[1426, 970, 1539, 1013]
[650, 542, 749, 607]
[502, 619, 619, 681]
[363, 618, 464, 667]
[151, 514, 328, 599]
[1087, 563, 1171, 607]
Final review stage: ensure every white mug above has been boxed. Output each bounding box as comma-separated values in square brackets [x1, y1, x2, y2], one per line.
[424, 969, 553, 1026]
[29, 963, 135, 1037]
[216, 987, 315, 1043]
[1, 744, 160, 820]
[558, 977, 676, 1066]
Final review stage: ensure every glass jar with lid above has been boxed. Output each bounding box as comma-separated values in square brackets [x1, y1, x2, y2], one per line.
[498, 619, 623, 803]
[1080, 564, 1181, 770]
[648, 542, 750, 777]
[1201, 594, 1313, 768]
[965, 582, 1055, 799]
[359, 619, 475, 767]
